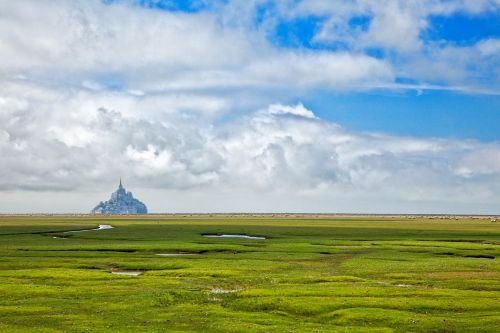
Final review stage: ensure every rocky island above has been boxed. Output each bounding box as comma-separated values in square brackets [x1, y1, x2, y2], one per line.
[91, 180, 148, 214]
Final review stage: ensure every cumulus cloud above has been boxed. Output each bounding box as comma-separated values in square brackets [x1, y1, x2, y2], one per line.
[275, 0, 500, 92]
[293, 0, 499, 49]
[477, 38, 500, 56]
[0, 0, 499, 213]
[0, 0, 497, 97]
[0, 0, 392, 95]
[267, 103, 317, 118]
[1, 79, 499, 212]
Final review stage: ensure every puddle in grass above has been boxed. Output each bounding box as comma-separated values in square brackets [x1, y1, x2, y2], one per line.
[63, 225, 114, 233]
[156, 253, 197, 257]
[203, 234, 265, 240]
[111, 271, 141, 276]
[378, 282, 417, 288]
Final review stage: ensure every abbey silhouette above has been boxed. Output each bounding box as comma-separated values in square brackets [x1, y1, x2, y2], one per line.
[91, 179, 148, 214]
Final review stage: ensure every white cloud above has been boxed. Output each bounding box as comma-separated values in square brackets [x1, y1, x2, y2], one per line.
[1, 79, 499, 213]
[293, 0, 499, 49]
[477, 38, 500, 56]
[360, 2, 427, 53]
[0, 0, 496, 97]
[0, 0, 392, 95]
[458, 148, 500, 176]
[267, 103, 317, 118]
[280, 0, 500, 91]
[0, 0, 252, 72]
[0, 1, 499, 213]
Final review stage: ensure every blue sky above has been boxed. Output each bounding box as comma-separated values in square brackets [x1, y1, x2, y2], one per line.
[0, 0, 499, 213]
[305, 91, 500, 141]
[107, 0, 500, 141]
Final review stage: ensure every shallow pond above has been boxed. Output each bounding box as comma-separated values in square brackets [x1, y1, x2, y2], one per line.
[203, 234, 265, 240]
[63, 224, 114, 233]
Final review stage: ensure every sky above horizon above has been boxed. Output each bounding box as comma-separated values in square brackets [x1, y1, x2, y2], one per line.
[0, 0, 499, 214]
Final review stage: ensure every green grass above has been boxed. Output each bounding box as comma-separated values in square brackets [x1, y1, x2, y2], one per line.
[0, 215, 499, 332]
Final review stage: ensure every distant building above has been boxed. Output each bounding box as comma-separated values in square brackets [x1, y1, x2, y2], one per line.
[91, 179, 148, 214]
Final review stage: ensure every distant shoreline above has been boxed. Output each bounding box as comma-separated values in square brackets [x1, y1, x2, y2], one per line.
[0, 213, 498, 219]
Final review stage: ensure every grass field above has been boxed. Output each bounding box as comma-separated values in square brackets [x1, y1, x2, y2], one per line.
[0, 215, 499, 332]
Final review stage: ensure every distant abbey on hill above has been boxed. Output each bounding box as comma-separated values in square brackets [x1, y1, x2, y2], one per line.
[91, 180, 148, 214]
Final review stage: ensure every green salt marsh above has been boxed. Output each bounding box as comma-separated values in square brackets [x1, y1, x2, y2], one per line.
[0, 215, 499, 332]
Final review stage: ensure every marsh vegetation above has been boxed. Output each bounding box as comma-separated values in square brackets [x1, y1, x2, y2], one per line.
[0, 215, 498, 332]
